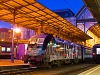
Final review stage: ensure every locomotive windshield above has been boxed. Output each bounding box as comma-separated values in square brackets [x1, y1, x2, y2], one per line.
[27, 44, 38, 56]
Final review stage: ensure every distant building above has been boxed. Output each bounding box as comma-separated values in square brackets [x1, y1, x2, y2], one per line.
[0, 28, 12, 59]
[54, 9, 76, 26]
[0, 28, 11, 42]
[75, 5, 98, 47]
[20, 27, 36, 40]
[54, 9, 75, 18]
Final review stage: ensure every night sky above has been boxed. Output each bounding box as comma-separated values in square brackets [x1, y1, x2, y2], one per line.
[0, 0, 84, 28]
[37, 0, 84, 14]
[0, 21, 12, 29]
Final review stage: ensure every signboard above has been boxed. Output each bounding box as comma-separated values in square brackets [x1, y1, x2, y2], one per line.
[14, 39, 29, 44]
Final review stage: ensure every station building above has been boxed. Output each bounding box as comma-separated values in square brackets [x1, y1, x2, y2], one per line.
[54, 9, 76, 26]
[75, 5, 99, 47]
[0, 5, 97, 60]
[54, 6, 99, 48]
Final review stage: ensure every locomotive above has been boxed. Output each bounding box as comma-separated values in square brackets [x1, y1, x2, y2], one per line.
[23, 34, 90, 67]
[92, 44, 100, 63]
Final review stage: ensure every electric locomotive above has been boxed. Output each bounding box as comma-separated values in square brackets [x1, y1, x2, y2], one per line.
[23, 34, 84, 67]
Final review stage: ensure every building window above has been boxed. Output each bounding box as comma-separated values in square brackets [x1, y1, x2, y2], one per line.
[7, 48, 11, 52]
[2, 47, 6, 52]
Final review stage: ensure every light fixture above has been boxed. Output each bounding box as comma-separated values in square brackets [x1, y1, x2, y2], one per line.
[1, 39, 4, 41]
[14, 28, 21, 33]
[60, 47, 64, 49]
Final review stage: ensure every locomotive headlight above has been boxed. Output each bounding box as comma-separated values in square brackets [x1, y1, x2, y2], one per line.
[52, 45, 56, 47]
[60, 47, 64, 49]
[50, 42, 52, 45]
[56, 45, 60, 47]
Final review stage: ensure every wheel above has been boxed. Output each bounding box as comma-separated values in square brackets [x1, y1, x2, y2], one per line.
[57, 61, 62, 67]
[74, 58, 79, 64]
[45, 62, 53, 68]
[24, 60, 28, 63]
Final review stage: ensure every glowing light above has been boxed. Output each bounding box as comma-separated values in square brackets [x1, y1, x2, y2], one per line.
[48, 43, 50, 46]
[93, 53, 96, 55]
[52, 45, 56, 47]
[14, 28, 21, 33]
[56, 45, 60, 47]
[60, 47, 64, 49]
[1, 39, 4, 41]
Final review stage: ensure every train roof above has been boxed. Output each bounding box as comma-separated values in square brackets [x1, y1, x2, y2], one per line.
[30, 34, 47, 38]
[29, 34, 80, 45]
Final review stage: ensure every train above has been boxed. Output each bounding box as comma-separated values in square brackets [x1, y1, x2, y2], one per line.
[23, 34, 93, 67]
[92, 44, 100, 63]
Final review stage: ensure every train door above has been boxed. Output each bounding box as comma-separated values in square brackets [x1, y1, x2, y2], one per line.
[77, 45, 82, 60]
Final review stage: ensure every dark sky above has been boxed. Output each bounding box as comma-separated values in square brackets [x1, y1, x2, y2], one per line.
[37, 0, 84, 14]
[0, 0, 84, 28]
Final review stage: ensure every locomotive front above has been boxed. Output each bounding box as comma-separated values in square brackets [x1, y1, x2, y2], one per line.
[23, 34, 53, 67]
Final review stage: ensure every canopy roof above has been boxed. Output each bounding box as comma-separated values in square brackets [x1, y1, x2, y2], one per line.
[0, 0, 92, 42]
[83, 0, 100, 23]
[89, 24, 100, 38]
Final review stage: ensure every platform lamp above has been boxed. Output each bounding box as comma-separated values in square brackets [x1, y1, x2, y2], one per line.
[11, 27, 21, 63]
[14, 27, 21, 60]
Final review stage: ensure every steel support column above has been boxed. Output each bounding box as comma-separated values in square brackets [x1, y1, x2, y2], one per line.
[11, 10, 16, 63]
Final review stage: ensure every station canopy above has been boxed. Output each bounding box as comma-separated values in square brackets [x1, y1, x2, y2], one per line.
[83, 0, 100, 23]
[0, 0, 92, 43]
[89, 24, 100, 38]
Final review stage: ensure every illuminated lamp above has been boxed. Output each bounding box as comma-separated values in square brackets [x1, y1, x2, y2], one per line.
[60, 47, 64, 49]
[1, 39, 4, 41]
[93, 53, 96, 55]
[56, 45, 60, 47]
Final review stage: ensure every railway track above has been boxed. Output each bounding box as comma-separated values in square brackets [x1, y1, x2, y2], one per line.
[0, 63, 97, 75]
[0, 68, 31, 75]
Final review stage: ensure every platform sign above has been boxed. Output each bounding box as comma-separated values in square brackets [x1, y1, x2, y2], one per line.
[14, 39, 29, 44]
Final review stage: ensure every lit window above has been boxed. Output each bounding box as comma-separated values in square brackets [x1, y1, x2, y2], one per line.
[2, 47, 6, 52]
[7, 48, 11, 52]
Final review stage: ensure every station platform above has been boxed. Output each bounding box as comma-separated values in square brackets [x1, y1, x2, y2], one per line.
[0, 59, 29, 71]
